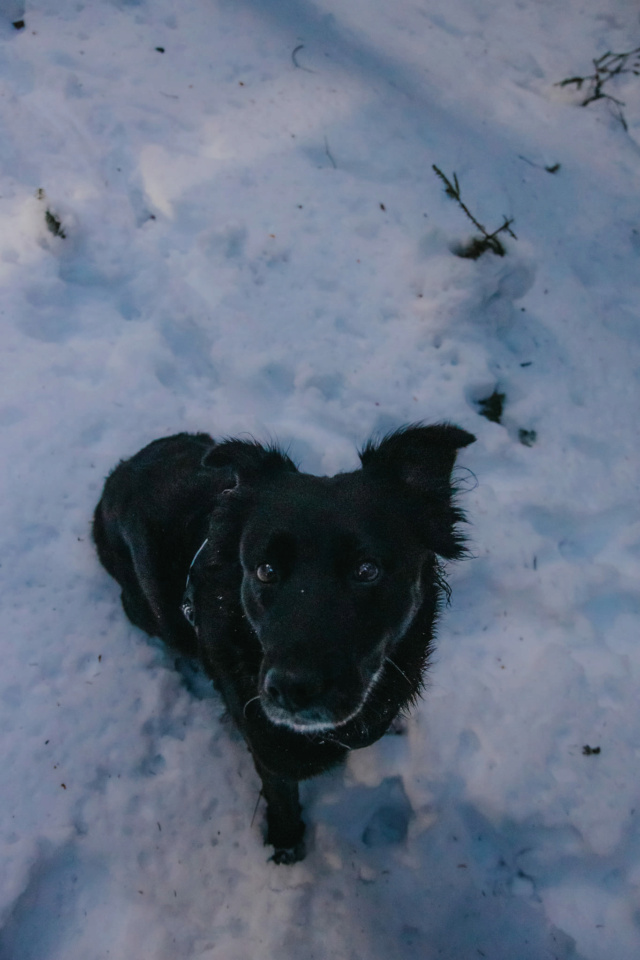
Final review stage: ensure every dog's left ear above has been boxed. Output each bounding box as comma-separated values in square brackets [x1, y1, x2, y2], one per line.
[360, 423, 474, 488]
[360, 423, 475, 557]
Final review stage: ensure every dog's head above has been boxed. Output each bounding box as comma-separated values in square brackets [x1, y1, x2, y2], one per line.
[191, 424, 474, 733]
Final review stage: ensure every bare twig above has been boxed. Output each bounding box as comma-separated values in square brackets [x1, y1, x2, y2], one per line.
[556, 46, 640, 131]
[324, 136, 337, 169]
[292, 44, 314, 73]
[518, 155, 561, 174]
[432, 165, 516, 258]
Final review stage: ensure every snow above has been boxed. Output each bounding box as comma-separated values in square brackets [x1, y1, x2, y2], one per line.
[1, 1, 639, 957]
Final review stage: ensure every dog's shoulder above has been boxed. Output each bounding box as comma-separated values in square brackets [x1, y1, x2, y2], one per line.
[100, 432, 217, 523]
[111, 432, 215, 478]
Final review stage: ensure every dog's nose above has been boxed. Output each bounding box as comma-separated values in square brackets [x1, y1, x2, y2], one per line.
[264, 666, 324, 714]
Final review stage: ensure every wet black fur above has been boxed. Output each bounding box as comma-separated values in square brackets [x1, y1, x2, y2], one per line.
[93, 424, 474, 863]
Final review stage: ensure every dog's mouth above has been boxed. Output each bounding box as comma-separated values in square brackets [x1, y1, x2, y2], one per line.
[259, 661, 385, 735]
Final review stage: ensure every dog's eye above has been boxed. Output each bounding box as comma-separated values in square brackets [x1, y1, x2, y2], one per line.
[256, 562, 278, 583]
[354, 561, 379, 583]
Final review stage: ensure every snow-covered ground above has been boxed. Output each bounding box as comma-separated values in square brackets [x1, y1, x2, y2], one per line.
[1, 1, 639, 957]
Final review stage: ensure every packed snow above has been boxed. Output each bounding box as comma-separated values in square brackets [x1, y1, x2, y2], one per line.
[1, 1, 639, 958]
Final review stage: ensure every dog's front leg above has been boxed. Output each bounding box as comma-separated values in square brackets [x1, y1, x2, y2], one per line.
[253, 757, 305, 864]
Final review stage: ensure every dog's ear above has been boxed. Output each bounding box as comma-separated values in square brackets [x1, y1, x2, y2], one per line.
[360, 423, 474, 487]
[202, 439, 297, 487]
[360, 423, 475, 557]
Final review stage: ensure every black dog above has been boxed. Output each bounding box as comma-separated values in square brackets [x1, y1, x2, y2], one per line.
[93, 424, 474, 863]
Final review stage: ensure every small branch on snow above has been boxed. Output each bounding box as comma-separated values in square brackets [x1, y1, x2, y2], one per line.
[292, 44, 315, 73]
[324, 136, 337, 169]
[432, 165, 516, 258]
[556, 46, 640, 132]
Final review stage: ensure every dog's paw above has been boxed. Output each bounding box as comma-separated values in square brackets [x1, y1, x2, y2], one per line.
[268, 839, 306, 865]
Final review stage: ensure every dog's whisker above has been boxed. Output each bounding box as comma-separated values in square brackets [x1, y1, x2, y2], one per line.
[243, 695, 261, 718]
[385, 656, 413, 688]
[323, 733, 351, 750]
[250, 788, 263, 827]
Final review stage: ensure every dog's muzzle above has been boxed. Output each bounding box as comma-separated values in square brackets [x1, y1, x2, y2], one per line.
[260, 659, 384, 733]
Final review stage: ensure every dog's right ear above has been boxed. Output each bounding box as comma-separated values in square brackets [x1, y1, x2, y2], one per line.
[202, 439, 297, 488]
